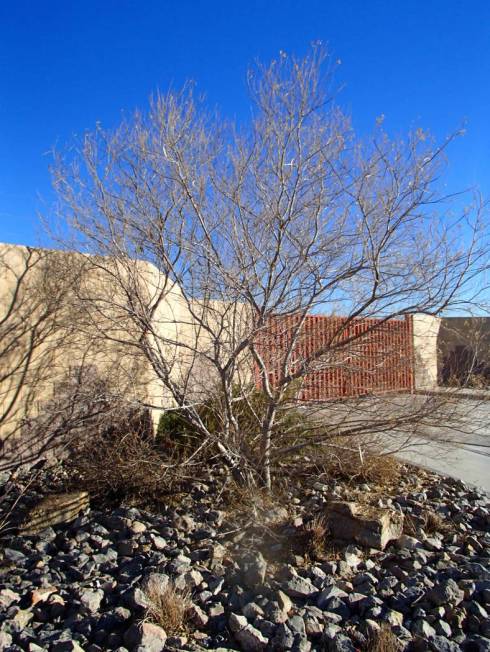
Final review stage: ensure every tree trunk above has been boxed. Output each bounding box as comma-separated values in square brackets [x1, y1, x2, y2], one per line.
[260, 404, 277, 491]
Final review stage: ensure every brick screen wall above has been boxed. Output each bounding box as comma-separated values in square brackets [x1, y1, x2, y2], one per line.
[255, 314, 414, 401]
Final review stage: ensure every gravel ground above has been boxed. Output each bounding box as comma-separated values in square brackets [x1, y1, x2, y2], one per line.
[0, 464, 489, 652]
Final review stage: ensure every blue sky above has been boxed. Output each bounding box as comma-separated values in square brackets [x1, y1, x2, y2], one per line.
[1, 0, 489, 246]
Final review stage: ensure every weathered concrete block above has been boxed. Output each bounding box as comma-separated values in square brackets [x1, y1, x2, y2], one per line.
[20, 491, 89, 535]
[326, 501, 403, 550]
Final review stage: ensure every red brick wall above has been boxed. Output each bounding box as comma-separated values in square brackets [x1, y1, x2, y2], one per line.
[255, 314, 414, 401]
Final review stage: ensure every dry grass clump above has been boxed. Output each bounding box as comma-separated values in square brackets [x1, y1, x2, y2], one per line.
[422, 508, 452, 534]
[445, 371, 489, 389]
[356, 453, 400, 486]
[303, 514, 329, 560]
[403, 508, 453, 537]
[366, 625, 402, 652]
[143, 576, 190, 635]
[281, 514, 345, 563]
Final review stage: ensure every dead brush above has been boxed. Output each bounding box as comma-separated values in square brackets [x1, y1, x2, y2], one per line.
[356, 453, 401, 487]
[366, 625, 402, 652]
[142, 576, 190, 635]
[303, 440, 401, 490]
[286, 514, 345, 563]
[66, 428, 178, 504]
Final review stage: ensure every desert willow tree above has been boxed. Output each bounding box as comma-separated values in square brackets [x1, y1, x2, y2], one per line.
[52, 46, 488, 489]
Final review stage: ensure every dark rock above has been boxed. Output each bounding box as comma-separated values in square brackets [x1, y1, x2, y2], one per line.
[288, 615, 306, 636]
[328, 634, 356, 651]
[463, 636, 490, 652]
[241, 551, 267, 589]
[229, 613, 268, 651]
[412, 618, 437, 638]
[124, 622, 167, 651]
[272, 623, 295, 650]
[282, 576, 318, 599]
[429, 636, 462, 652]
[78, 589, 104, 614]
[427, 579, 465, 606]
[317, 585, 347, 609]
[51, 642, 86, 652]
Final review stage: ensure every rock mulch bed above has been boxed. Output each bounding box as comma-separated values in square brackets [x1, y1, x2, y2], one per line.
[0, 466, 489, 651]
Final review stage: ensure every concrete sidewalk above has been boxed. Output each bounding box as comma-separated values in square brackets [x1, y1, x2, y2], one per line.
[396, 441, 490, 492]
[416, 387, 490, 402]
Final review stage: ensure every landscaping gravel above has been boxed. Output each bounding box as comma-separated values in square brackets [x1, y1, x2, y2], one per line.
[0, 465, 488, 651]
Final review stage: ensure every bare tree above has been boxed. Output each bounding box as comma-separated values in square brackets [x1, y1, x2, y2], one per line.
[51, 45, 489, 489]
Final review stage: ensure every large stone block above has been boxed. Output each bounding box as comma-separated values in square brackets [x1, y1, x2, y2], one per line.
[326, 501, 403, 550]
[20, 491, 89, 535]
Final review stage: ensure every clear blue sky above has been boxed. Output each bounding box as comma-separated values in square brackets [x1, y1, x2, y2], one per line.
[1, 0, 489, 246]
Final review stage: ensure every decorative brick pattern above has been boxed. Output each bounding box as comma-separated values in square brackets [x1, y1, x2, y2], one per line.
[255, 314, 414, 401]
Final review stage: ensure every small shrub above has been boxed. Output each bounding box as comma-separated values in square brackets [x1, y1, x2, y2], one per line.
[143, 576, 190, 635]
[157, 388, 401, 491]
[357, 453, 401, 486]
[403, 508, 452, 537]
[156, 383, 309, 472]
[423, 509, 445, 533]
[156, 410, 202, 456]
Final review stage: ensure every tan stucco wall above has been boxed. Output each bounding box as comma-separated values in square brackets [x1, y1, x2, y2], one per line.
[0, 244, 173, 462]
[412, 315, 441, 390]
[0, 243, 253, 458]
[411, 315, 490, 388]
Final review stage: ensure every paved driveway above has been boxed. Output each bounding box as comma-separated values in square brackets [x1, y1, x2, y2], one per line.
[395, 399, 490, 491]
[309, 395, 490, 492]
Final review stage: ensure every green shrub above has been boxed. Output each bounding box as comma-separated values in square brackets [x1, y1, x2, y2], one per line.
[156, 409, 201, 455]
[156, 383, 310, 467]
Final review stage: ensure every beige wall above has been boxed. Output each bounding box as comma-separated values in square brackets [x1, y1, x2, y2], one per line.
[411, 315, 490, 388]
[0, 243, 253, 457]
[412, 314, 441, 389]
[0, 244, 170, 463]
